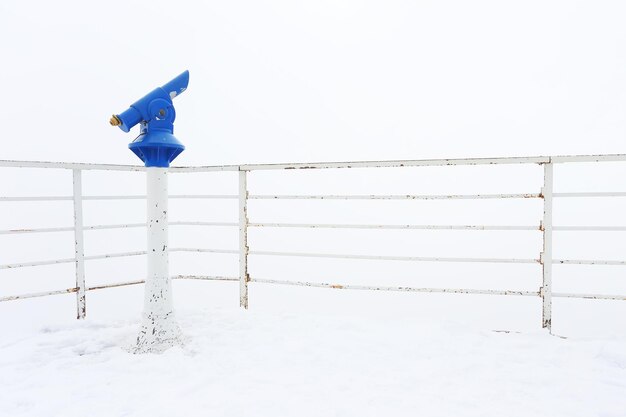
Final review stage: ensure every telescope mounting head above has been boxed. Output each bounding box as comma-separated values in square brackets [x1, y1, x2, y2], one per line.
[110, 71, 189, 168]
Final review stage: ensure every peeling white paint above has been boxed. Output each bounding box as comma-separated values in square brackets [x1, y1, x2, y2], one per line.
[131, 168, 182, 354]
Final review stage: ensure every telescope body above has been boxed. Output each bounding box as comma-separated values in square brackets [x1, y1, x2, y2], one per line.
[113, 71, 189, 167]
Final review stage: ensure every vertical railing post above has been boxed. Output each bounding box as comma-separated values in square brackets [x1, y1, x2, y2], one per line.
[72, 169, 86, 319]
[239, 168, 249, 309]
[541, 160, 553, 331]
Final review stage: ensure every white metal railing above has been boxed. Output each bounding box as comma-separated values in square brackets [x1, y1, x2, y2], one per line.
[2, 154, 626, 331]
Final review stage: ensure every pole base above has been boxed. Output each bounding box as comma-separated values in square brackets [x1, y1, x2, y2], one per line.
[129, 311, 182, 354]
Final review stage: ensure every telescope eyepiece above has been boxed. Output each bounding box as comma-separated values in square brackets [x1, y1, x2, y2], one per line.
[109, 115, 122, 127]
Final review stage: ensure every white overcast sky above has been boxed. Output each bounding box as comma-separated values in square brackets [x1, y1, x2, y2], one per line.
[0, 0, 624, 166]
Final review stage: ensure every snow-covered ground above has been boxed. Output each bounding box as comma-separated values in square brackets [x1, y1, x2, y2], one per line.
[2, 162, 625, 417]
[1, 282, 625, 417]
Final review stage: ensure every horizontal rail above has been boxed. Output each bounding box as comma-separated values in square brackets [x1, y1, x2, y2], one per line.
[170, 194, 238, 199]
[87, 280, 145, 291]
[5, 191, 626, 202]
[0, 160, 144, 171]
[0, 287, 78, 302]
[0, 251, 146, 269]
[0, 195, 138, 202]
[552, 292, 626, 301]
[84, 223, 146, 231]
[2, 154, 626, 174]
[172, 275, 239, 281]
[250, 278, 540, 296]
[168, 165, 240, 173]
[249, 250, 539, 264]
[4, 191, 626, 203]
[84, 195, 145, 200]
[0, 196, 74, 202]
[170, 248, 240, 254]
[4, 249, 624, 270]
[94, 276, 238, 285]
[0, 280, 145, 302]
[553, 259, 626, 266]
[0, 194, 239, 202]
[0, 276, 236, 303]
[0, 222, 238, 235]
[239, 154, 626, 171]
[250, 223, 626, 232]
[248, 193, 541, 200]
[170, 221, 239, 227]
[550, 154, 626, 163]
[0, 226, 75, 235]
[251, 279, 625, 301]
[249, 223, 539, 231]
[552, 226, 626, 232]
[553, 192, 626, 198]
[84, 251, 146, 261]
[0, 257, 76, 269]
[5, 277, 623, 303]
[4, 223, 626, 235]
[240, 157, 550, 171]
[251, 251, 624, 266]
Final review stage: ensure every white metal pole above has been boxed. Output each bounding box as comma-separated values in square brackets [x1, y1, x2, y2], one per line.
[133, 168, 181, 353]
[72, 169, 86, 319]
[541, 162, 554, 331]
[239, 170, 249, 309]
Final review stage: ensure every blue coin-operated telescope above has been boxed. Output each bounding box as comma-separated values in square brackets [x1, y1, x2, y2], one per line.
[110, 71, 189, 167]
